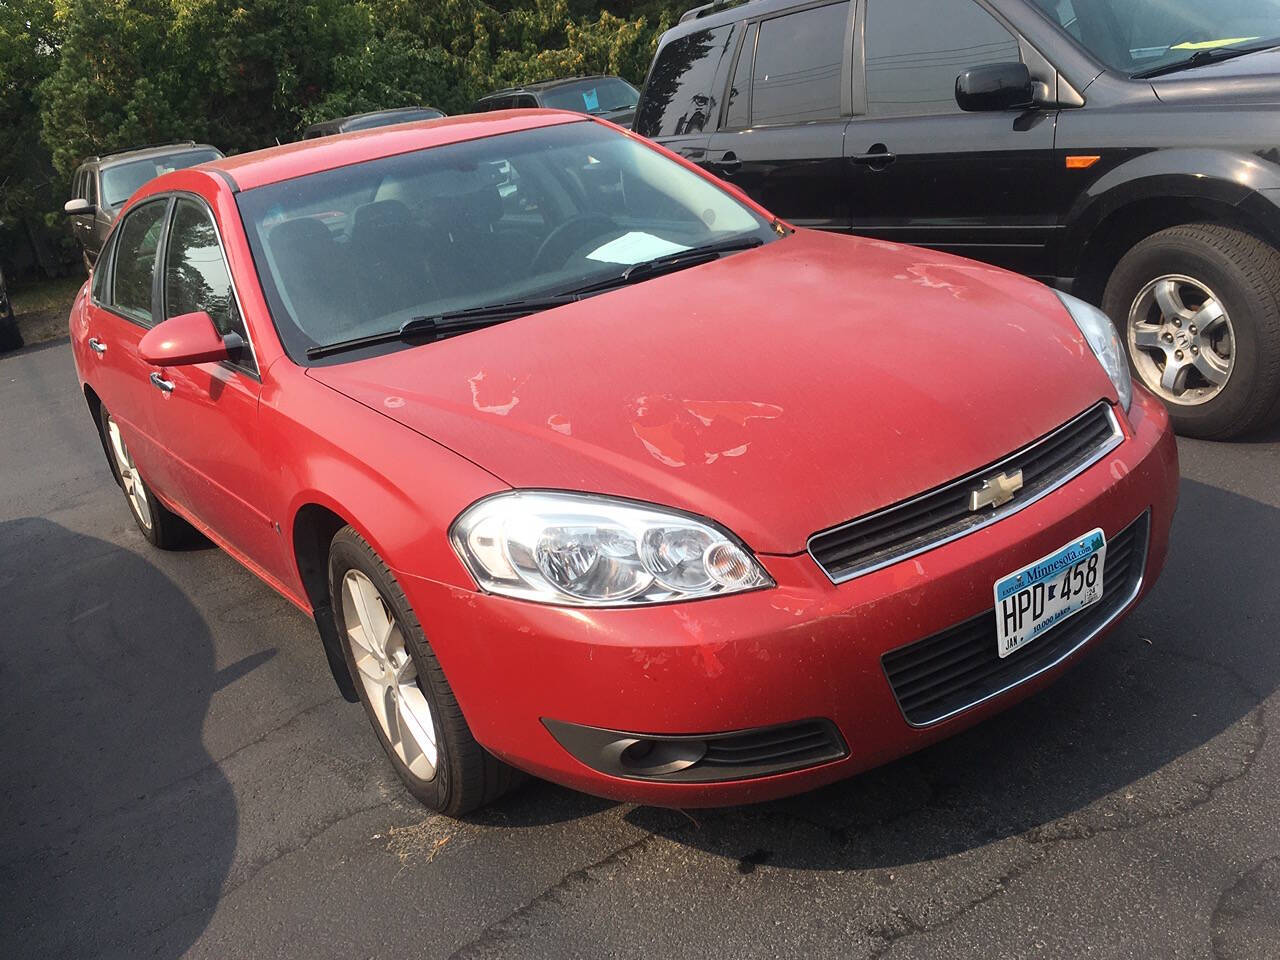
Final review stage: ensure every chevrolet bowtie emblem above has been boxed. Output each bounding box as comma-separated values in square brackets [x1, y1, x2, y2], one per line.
[969, 469, 1024, 511]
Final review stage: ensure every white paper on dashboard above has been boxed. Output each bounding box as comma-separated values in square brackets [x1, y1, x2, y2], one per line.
[585, 232, 691, 265]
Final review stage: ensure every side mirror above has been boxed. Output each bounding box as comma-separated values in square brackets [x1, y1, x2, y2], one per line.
[64, 197, 93, 215]
[139, 311, 236, 367]
[955, 62, 1036, 112]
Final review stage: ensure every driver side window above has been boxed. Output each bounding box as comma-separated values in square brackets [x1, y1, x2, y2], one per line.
[110, 199, 168, 325]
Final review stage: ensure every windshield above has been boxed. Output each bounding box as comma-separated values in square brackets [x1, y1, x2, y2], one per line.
[540, 78, 639, 115]
[1033, 0, 1280, 74]
[343, 109, 445, 132]
[101, 149, 222, 208]
[237, 120, 774, 363]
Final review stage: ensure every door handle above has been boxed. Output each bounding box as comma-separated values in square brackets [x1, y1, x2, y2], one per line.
[150, 372, 175, 394]
[88, 337, 107, 356]
[705, 152, 741, 175]
[850, 145, 897, 170]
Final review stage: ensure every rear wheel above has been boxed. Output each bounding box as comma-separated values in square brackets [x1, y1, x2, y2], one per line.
[99, 405, 191, 548]
[1102, 223, 1280, 439]
[328, 526, 521, 815]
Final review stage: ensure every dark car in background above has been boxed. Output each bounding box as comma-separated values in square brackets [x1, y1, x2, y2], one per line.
[302, 106, 446, 139]
[635, 0, 1280, 439]
[471, 76, 641, 126]
[64, 142, 224, 271]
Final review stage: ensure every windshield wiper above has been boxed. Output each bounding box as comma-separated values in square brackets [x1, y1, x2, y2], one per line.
[570, 235, 765, 295]
[1133, 41, 1278, 79]
[304, 293, 582, 360]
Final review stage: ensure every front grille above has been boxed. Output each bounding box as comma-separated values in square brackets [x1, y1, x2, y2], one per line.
[882, 511, 1149, 726]
[809, 403, 1123, 583]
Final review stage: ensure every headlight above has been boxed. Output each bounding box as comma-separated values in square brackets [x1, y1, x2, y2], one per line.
[1054, 290, 1132, 411]
[450, 491, 773, 606]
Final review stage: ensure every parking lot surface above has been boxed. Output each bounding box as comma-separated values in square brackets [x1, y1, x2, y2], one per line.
[3, 339, 1278, 959]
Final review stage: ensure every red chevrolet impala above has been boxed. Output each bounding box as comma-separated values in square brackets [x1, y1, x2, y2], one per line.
[69, 111, 1178, 815]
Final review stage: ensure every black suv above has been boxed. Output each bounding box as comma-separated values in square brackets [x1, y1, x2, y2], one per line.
[635, 0, 1280, 439]
[65, 142, 223, 271]
[472, 76, 641, 127]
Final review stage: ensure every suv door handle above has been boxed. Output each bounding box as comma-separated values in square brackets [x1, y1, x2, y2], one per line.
[88, 337, 107, 355]
[150, 372, 175, 394]
[705, 152, 741, 175]
[850, 145, 897, 169]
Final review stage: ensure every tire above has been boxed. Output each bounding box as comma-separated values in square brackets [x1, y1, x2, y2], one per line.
[328, 526, 521, 815]
[1102, 223, 1280, 439]
[98, 404, 192, 548]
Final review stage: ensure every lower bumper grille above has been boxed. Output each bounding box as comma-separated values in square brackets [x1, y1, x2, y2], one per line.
[882, 511, 1150, 727]
[542, 717, 847, 782]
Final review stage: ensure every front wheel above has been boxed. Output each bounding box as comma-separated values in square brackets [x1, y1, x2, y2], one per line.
[328, 526, 521, 815]
[1102, 223, 1280, 439]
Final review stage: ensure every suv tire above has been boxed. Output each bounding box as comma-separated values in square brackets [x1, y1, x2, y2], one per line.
[328, 526, 522, 815]
[1102, 223, 1280, 439]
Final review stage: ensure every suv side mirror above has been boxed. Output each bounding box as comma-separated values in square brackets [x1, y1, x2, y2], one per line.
[955, 62, 1036, 112]
[64, 198, 93, 215]
[139, 311, 236, 367]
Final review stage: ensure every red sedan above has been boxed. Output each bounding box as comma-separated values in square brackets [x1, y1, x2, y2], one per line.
[69, 111, 1178, 815]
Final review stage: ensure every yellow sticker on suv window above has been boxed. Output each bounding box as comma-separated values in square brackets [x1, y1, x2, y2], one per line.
[1170, 36, 1259, 50]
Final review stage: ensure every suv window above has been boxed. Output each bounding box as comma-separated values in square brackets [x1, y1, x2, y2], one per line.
[85, 171, 97, 208]
[865, 0, 1021, 117]
[164, 197, 252, 367]
[752, 2, 849, 125]
[634, 25, 733, 137]
[110, 199, 168, 323]
[723, 23, 758, 129]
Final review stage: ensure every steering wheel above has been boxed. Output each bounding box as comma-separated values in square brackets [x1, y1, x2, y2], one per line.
[530, 214, 619, 274]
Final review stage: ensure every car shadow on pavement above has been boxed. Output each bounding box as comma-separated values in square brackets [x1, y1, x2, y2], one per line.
[604, 478, 1278, 870]
[0, 517, 260, 959]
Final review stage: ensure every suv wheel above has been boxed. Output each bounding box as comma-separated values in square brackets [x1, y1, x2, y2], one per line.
[328, 526, 522, 815]
[1102, 223, 1280, 439]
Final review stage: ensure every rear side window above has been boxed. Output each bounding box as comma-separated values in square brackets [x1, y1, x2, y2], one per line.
[164, 198, 252, 366]
[865, 0, 1021, 117]
[751, 1, 849, 125]
[634, 25, 733, 137]
[110, 200, 168, 324]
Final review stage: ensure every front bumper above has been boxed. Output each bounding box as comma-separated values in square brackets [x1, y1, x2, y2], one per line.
[398, 391, 1178, 806]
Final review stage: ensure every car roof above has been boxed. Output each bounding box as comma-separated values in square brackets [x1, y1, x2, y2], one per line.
[86, 142, 223, 169]
[307, 106, 446, 132]
[480, 75, 620, 99]
[207, 110, 588, 192]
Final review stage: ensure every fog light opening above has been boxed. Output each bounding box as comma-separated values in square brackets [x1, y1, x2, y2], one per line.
[608, 736, 707, 776]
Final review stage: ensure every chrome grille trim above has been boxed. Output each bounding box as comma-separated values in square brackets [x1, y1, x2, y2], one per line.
[808, 403, 1124, 584]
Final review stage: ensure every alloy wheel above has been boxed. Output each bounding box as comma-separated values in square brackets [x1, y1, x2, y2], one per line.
[104, 412, 153, 530]
[1127, 274, 1235, 405]
[341, 569, 439, 780]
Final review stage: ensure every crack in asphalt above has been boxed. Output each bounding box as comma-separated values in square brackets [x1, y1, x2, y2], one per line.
[446, 833, 661, 959]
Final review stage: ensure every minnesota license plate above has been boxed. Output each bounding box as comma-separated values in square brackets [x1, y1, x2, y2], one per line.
[994, 529, 1106, 658]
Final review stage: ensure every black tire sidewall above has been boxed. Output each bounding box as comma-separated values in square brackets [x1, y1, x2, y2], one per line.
[1103, 230, 1274, 437]
[328, 531, 455, 811]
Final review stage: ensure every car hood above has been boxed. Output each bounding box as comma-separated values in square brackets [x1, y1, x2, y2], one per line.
[308, 230, 1114, 555]
[1152, 46, 1280, 103]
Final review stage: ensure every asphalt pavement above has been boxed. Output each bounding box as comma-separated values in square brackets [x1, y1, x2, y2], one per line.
[2, 338, 1278, 960]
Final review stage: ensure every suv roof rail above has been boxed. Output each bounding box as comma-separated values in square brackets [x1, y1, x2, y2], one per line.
[679, 0, 752, 22]
[101, 139, 198, 160]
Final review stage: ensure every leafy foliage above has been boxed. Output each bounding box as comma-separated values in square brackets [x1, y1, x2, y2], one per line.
[2, 0, 685, 278]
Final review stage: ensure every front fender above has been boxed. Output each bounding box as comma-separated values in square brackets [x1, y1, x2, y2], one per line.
[1060, 148, 1280, 275]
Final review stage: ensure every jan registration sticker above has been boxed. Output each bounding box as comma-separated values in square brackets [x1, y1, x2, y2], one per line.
[994, 529, 1106, 659]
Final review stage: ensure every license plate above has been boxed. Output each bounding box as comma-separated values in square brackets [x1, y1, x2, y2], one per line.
[994, 529, 1106, 658]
